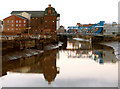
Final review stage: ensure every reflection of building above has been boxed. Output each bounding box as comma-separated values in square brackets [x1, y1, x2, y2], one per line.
[5, 49, 59, 84]
[43, 50, 59, 84]
[67, 40, 91, 50]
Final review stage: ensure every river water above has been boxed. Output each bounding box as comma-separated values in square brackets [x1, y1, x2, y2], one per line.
[1, 38, 119, 87]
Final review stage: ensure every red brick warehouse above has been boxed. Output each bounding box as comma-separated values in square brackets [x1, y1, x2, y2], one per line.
[3, 4, 60, 36]
[3, 15, 28, 35]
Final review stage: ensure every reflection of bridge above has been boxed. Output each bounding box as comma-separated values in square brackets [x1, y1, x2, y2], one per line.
[61, 39, 118, 64]
[57, 33, 104, 43]
[63, 49, 117, 64]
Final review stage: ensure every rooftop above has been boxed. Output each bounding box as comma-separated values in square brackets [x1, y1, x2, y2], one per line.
[11, 11, 45, 17]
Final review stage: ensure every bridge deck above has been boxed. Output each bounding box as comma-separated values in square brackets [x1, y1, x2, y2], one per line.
[57, 33, 104, 37]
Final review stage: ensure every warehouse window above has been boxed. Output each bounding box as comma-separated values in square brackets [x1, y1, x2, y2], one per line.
[16, 20, 18, 23]
[11, 20, 14, 23]
[41, 19, 43, 24]
[7, 20, 9, 23]
[45, 25, 47, 29]
[16, 24, 18, 27]
[19, 20, 21, 23]
[16, 28, 18, 30]
[19, 24, 21, 27]
[12, 24, 14, 27]
[52, 25, 55, 28]
[24, 20, 26, 23]
[7, 28, 9, 30]
[11, 28, 14, 30]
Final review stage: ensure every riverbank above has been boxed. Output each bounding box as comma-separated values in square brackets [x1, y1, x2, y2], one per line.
[2, 41, 63, 62]
[101, 41, 120, 60]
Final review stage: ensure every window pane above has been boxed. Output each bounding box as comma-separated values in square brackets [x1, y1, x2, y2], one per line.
[24, 20, 26, 23]
[11, 20, 14, 23]
[19, 20, 21, 23]
[7, 20, 9, 23]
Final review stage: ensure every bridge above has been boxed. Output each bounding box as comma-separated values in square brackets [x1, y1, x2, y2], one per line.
[67, 21, 105, 34]
[57, 21, 105, 43]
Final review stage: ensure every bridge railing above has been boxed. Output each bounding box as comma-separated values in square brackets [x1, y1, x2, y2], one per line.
[57, 32, 103, 36]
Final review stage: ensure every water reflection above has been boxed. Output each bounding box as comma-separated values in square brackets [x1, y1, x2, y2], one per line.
[1, 38, 118, 87]
[65, 39, 117, 64]
[2, 49, 60, 84]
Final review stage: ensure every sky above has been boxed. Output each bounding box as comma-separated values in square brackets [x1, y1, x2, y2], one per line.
[0, 0, 120, 28]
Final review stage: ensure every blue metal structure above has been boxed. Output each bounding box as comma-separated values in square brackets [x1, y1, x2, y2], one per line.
[67, 21, 105, 34]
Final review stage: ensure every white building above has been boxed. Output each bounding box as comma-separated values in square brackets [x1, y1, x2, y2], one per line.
[0, 20, 3, 32]
[103, 22, 118, 36]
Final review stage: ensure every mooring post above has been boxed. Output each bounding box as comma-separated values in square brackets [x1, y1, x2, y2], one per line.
[90, 36, 92, 49]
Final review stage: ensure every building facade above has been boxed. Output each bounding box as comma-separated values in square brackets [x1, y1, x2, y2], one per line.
[9, 4, 60, 36]
[3, 15, 28, 35]
[103, 22, 118, 36]
[0, 20, 3, 32]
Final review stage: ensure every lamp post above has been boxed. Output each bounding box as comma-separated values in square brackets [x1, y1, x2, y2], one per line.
[28, 14, 31, 37]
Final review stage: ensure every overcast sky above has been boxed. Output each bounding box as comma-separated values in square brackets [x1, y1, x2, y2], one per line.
[0, 0, 119, 28]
